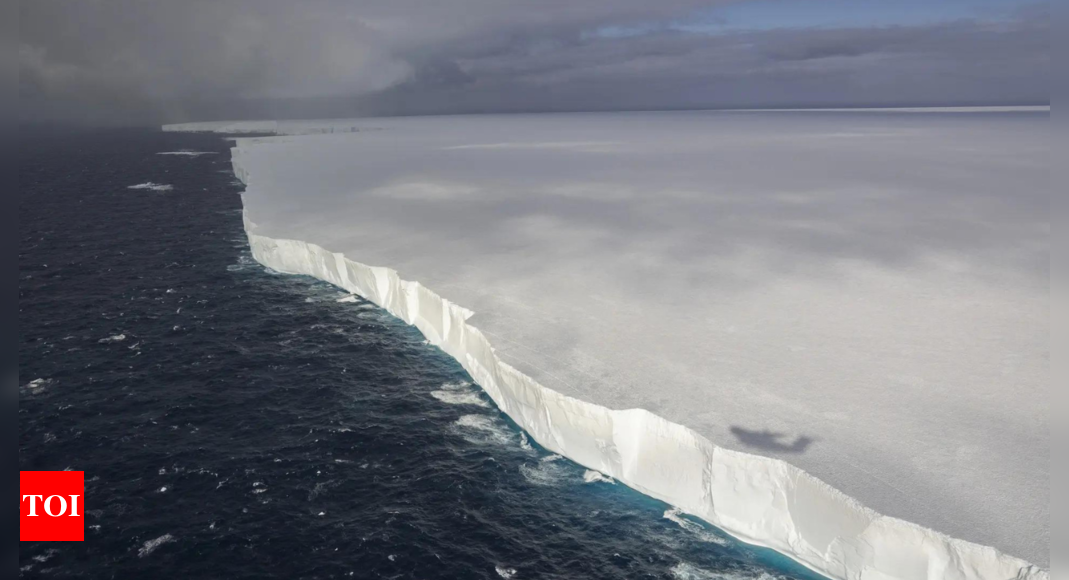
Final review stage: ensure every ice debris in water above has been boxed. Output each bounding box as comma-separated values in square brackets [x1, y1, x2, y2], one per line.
[138, 534, 175, 558]
[127, 183, 173, 192]
[495, 566, 517, 579]
[24, 378, 53, 394]
[663, 508, 728, 546]
[583, 470, 615, 485]
[336, 295, 358, 303]
[98, 334, 127, 343]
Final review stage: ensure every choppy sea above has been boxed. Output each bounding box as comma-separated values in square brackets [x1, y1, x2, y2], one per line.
[19, 128, 826, 580]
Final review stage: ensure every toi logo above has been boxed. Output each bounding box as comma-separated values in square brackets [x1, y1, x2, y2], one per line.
[20, 471, 85, 541]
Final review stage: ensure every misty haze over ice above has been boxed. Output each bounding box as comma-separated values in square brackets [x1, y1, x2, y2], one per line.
[214, 110, 1048, 567]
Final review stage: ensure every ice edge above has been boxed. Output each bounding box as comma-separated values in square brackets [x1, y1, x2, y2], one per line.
[231, 144, 1046, 580]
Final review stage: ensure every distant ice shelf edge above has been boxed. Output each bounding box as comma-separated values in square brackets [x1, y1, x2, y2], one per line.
[230, 146, 1045, 580]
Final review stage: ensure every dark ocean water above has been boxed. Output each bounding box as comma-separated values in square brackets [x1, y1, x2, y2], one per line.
[19, 128, 826, 580]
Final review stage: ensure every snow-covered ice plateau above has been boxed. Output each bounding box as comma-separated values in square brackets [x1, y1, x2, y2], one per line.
[182, 110, 1048, 579]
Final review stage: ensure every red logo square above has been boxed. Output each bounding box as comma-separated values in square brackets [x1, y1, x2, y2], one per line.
[20, 471, 85, 541]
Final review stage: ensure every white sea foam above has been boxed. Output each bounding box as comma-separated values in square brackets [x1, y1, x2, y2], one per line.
[98, 334, 127, 343]
[668, 562, 780, 580]
[127, 182, 173, 192]
[439, 380, 470, 390]
[495, 565, 517, 578]
[519, 455, 571, 486]
[452, 414, 514, 446]
[583, 470, 615, 484]
[669, 563, 721, 580]
[308, 480, 338, 500]
[430, 389, 490, 408]
[31, 549, 58, 563]
[138, 534, 175, 557]
[663, 508, 728, 546]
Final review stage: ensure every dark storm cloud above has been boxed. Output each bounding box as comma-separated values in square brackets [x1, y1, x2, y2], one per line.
[362, 10, 1048, 116]
[19, 1, 1048, 124]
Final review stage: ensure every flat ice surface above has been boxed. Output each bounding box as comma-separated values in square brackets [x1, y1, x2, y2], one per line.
[231, 111, 1048, 566]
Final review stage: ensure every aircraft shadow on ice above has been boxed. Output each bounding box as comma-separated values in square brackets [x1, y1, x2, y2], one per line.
[729, 426, 814, 454]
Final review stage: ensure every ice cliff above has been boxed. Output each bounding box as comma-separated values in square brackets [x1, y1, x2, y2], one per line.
[235, 190, 1045, 580]
[208, 110, 1048, 579]
[238, 209, 1046, 580]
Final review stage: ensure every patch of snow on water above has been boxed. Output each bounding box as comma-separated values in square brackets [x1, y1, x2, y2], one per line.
[663, 508, 728, 545]
[583, 470, 615, 484]
[138, 534, 175, 558]
[127, 183, 173, 192]
[495, 565, 517, 578]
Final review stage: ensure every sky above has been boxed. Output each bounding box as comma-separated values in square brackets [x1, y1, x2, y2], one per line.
[19, 0, 1049, 125]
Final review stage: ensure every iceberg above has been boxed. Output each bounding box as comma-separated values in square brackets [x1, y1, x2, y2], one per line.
[197, 110, 1047, 579]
